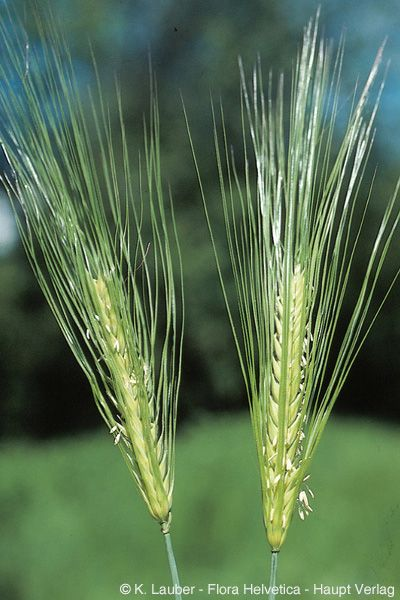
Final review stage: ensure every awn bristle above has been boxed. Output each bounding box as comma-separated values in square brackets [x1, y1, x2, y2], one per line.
[264, 265, 312, 550]
[91, 275, 172, 528]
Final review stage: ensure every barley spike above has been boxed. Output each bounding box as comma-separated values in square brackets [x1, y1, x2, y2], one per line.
[264, 265, 310, 549]
[90, 275, 171, 524]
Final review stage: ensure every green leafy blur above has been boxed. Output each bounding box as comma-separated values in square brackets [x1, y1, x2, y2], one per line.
[0, 416, 399, 599]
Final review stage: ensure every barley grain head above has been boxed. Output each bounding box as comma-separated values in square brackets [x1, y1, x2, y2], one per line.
[0, 10, 184, 533]
[187, 13, 400, 551]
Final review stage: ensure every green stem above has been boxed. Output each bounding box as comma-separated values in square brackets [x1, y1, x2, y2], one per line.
[163, 532, 182, 600]
[268, 551, 279, 600]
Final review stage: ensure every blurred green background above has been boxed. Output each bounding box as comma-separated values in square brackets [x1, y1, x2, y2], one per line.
[1, 416, 399, 599]
[0, 0, 399, 598]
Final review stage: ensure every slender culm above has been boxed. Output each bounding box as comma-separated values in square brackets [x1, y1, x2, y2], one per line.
[268, 551, 278, 600]
[164, 533, 182, 600]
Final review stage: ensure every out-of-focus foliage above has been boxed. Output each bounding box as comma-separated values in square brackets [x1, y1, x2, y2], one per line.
[0, 0, 399, 438]
[0, 416, 399, 599]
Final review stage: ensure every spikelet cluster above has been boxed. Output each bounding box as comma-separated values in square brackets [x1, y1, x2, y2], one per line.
[90, 276, 172, 529]
[263, 265, 312, 550]
[0, 9, 182, 538]
[190, 10, 400, 560]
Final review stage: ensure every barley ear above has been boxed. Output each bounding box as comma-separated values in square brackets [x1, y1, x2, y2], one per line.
[0, 5, 184, 551]
[264, 266, 310, 550]
[188, 13, 400, 565]
[89, 275, 172, 527]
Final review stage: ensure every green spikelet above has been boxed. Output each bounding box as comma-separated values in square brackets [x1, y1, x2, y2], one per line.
[264, 265, 311, 550]
[90, 275, 171, 527]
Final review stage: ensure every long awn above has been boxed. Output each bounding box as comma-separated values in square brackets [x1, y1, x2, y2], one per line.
[0, 10, 184, 597]
[186, 15, 400, 595]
